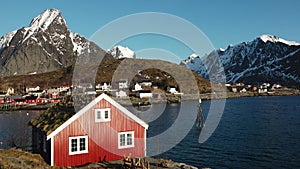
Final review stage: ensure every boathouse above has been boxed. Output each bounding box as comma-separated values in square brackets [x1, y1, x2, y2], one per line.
[31, 93, 148, 167]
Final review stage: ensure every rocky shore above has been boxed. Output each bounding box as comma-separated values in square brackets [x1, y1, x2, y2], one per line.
[0, 148, 200, 169]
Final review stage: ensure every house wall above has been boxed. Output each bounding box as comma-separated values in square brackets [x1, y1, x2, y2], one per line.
[32, 128, 51, 164]
[52, 99, 146, 167]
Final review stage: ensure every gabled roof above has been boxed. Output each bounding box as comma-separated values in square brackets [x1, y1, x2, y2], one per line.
[47, 93, 148, 140]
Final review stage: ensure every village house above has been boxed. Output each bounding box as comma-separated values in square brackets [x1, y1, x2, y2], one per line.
[96, 83, 111, 92]
[31, 93, 148, 167]
[115, 90, 128, 98]
[6, 87, 15, 95]
[139, 80, 152, 87]
[57, 85, 72, 93]
[167, 86, 178, 94]
[134, 83, 143, 91]
[136, 90, 153, 98]
[26, 86, 40, 93]
[118, 79, 128, 89]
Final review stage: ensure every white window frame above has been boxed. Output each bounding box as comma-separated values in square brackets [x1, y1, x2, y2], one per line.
[118, 131, 134, 149]
[69, 136, 88, 155]
[95, 108, 111, 122]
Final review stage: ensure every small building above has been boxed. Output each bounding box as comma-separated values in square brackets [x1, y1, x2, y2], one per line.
[26, 86, 40, 93]
[58, 85, 71, 92]
[231, 87, 238, 93]
[31, 93, 148, 167]
[116, 90, 127, 98]
[118, 79, 128, 89]
[96, 83, 111, 92]
[167, 86, 178, 94]
[25, 95, 38, 105]
[134, 83, 143, 91]
[6, 87, 15, 95]
[136, 90, 153, 98]
[29, 90, 46, 98]
[139, 80, 152, 87]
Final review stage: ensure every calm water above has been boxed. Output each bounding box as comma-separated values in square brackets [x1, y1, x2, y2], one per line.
[0, 96, 299, 168]
[0, 110, 41, 149]
[147, 96, 300, 169]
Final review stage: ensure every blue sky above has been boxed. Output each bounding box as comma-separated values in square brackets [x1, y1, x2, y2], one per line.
[1, 0, 299, 60]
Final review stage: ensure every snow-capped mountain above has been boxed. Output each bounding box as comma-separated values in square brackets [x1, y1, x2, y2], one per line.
[181, 35, 300, 87]
[0, 9, 107, 77]
[108, 46, 136, 59]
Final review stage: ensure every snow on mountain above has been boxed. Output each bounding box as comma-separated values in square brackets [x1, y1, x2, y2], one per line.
[108, 46, 136, 59]
[260, 34, 300, 46]
[181, 35, 300, 87]
[0, 30, 17, 50]
[0, 8, 106, 77]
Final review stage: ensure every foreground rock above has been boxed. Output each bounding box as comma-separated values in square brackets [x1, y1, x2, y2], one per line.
[0, 148, 200, 169]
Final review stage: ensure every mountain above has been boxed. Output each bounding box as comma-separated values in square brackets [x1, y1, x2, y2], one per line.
[181, 35, 300, 87]
[108, 45, 136, 59]
[0, 9, 108, 77]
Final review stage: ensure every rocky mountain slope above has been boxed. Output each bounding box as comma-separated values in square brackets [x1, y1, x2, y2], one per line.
[0, 9, 108, 77]
[181, 35, 300, 87]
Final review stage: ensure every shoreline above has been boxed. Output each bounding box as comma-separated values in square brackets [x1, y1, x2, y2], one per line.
[0, 148, 199, 169]
[1, 89, 299, 111]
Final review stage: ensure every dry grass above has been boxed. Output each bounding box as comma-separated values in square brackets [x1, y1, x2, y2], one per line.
[0, 148, 56, 169]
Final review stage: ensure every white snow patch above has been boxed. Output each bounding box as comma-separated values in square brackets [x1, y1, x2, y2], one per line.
[69, 32, 87, 55]
[260, 34, 300, 46]
[22, 9, 65, 43]
[29, 9, 61, 31]
[108, 46, 136, 59]
[0, 30, 17, 49]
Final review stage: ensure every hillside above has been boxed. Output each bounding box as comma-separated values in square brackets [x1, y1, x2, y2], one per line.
[0, 58, 211, 94]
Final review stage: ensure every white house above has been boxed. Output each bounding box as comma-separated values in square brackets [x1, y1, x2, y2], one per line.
[134, 83, 143, 91]
[96, 83, 111, 91]
[136, 90, 152, 98]
[240, 88, 247, 93]
[167, 86, 178, 94]
[116, 90, 127, 98]
[139, 80, 152, 87]
[58, 85, 71, 92]
[118, 79, 128, 89]
[258, 88, 268, 93]
[26, 86, 40, 93]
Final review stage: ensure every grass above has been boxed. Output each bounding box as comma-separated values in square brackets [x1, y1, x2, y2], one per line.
[0, 148, 55, 169]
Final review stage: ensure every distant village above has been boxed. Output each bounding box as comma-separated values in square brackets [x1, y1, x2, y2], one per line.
[0, 78, 291, 109]
[225, 82, 284, 94]
[0, 79, 185, 108]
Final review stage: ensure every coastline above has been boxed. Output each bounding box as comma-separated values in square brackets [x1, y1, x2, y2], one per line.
[1, 88, 299, 111]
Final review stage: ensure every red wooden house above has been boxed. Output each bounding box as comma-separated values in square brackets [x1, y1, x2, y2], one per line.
[31, 93, 148, 167]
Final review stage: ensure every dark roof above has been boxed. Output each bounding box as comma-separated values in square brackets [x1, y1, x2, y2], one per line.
[137, 90, 152, 93]
[30, 95, 76, 135]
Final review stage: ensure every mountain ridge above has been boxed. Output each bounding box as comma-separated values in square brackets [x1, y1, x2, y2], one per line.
[181, 34, 300, 87]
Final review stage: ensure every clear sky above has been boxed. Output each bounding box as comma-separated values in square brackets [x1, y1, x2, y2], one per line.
[1, 0, 299, 60]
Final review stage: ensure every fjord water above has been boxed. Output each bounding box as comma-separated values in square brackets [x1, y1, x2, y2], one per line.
[0, 111, 41, 149]
[148, 96, 300, 169]
[0, 96, 299, 168]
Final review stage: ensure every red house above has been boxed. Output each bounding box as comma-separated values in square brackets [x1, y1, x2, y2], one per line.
[31, 93, 148, 167]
